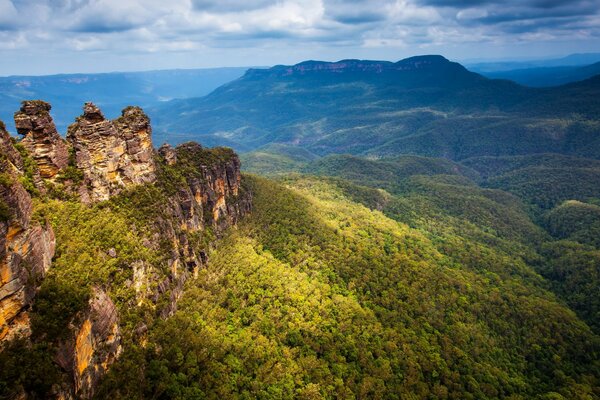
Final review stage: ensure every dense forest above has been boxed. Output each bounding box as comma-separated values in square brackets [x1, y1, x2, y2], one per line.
[3, 144, 599, 398]
[99, 173, 600, 398]
[2, 55, 600, 399]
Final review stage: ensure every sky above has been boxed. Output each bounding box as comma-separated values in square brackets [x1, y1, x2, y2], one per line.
[1, 0, 599, 75]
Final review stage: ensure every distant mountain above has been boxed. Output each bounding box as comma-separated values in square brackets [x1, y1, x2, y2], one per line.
[466, 52, 600, 73]
[0, 67, 249, 135]
[153, 55, 600, 159]
[474, 62, 600, 87]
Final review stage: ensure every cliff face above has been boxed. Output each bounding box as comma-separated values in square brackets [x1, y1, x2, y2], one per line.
[152, 142, 251, 317]
[67, 103, 156, 203]
[171, 142, 248, 232]
[0, 100, 251, 399]
[14, 100, 69, 179]
[55, 288, 121, 400]
[0, 123, 55, 341]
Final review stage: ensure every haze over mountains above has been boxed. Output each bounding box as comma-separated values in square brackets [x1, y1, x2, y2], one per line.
[150, 55, 600, 159]
[0, 67, 249, 134]
[475, 62, 600, 87]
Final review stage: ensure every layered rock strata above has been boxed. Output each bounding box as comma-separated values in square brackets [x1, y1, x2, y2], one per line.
[0, 123, 55, 341]
[55, 288, 121, 400]
[67, 103, 156, 202]
[153, 143, 251, 316]
[14, 100, 69, 179]
[1, 100, 252, 399]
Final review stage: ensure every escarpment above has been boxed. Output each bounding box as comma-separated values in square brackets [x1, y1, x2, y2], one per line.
[0, 101, 251, 399]
[54, 288, 122, 399]
[0, 123, 55, 342]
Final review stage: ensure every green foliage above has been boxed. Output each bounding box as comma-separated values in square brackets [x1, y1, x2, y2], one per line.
[97, 175, 599, 399]
[13, 142, 40, 196]
[241, 144, 319, 175]
[0, 339, 61, 400]
[55, 146, 84, 186]
[539, 241, 600, 333]
[302, 154, 478, 190]
[484, 166, 600, 210]
[31, 278, 90, 341]
[544, 200, 600, 247]
[462, 153, 600, 212]
[462, 153, 600, 180]
[0, 198, 10, 222]
[25, 195, 168, 380]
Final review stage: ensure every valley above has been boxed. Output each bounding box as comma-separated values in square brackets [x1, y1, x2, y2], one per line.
[1, 54, 599, 399]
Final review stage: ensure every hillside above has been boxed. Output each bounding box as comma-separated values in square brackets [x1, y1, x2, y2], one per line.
[95, 175, 599, 399]
[247, 152, 600, 338]
[1, 100, 599, 399]
[463, 154, 600, 210]
[152, 55, 600, 159]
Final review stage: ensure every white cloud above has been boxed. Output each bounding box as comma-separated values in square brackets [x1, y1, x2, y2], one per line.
[0, 0, 599, 74]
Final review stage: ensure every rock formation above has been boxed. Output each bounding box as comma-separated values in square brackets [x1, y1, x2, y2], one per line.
[14, 100, 69, 179]
[167, 142, 247, 230]
[113, 106, 156, 184]
[1, 100, 252, 399]
[0, 122, 55, 341]
[55, 288, 121, 399]
[67, 103, 156, 202]
[158, 143, 177, 166]
[151, 142, 251, 317]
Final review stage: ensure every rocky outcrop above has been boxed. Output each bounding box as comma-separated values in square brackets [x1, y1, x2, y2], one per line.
[14, 100, 69, 179]
[56, 288, 121, 400]
[150, 143, 251, 317]
[158, 143, 177, 166]
[67, 103, 156, 202]
[172, 142, 249, 232]
[0, 122, 55, 342]
[1, 101, 252, 398]
[113, 106, 156, 184]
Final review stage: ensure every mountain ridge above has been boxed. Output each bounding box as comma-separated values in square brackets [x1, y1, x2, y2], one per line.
[152, 54, 600, 158]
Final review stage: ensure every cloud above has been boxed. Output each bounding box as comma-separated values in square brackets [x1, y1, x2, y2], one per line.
[0, 0, 599, 75]
[323, 0, 391, 24]
[0, 0, 21, 30]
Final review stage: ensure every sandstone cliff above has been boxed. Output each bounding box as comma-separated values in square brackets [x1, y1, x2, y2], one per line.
[0, 101, 251, 399]
[55, 288, 122, 400]
[67, 103, 156, 203]
[152, 142, 251, 317]
[0, 122, 55, 342]
[14, 100, 69, 180]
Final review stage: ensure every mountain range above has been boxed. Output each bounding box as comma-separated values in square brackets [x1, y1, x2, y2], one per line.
[476, 62, 600, 87]
[150, 55, 600, 161]
[0, 67, 249, 135]
[1, 54, 599, 399]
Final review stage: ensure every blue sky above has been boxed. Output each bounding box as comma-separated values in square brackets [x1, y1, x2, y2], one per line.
[1, 0, 599, 75]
